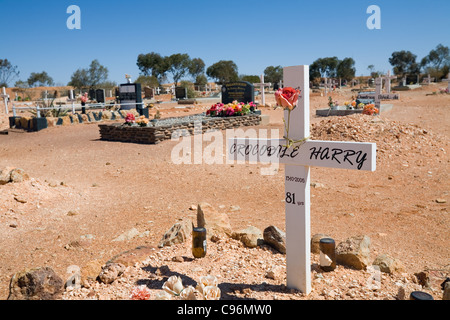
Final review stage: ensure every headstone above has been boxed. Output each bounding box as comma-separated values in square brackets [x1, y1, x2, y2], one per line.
[95, 89, 106, 103]
[175, 87, 187, 100]
[88, 88, 96, 100]
[155, 87, 161, 95]
[221, 81, 255, 104]
[118, 83, 142, 111]
[402, 77, 407, 87]
[228, 65, 376, 294]
[144, 87, 154, 99]
[254, 75, 271, 106]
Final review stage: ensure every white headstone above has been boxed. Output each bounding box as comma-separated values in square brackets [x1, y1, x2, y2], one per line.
[228, 65, 376, 294]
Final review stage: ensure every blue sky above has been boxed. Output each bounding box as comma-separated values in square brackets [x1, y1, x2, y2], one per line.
[1, 0, 449, 86]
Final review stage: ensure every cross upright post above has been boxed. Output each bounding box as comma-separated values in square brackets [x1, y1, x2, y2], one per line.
[283, 65, 311, 293]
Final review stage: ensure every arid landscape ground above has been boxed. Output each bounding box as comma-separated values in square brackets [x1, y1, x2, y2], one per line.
[0, 83, 448, 300]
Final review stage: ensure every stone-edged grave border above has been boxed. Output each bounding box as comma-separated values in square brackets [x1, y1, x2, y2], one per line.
[99, 113, 261, 144]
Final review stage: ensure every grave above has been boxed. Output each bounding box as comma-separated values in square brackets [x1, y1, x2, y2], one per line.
[95, 89, 106, 103]
[175, 87, 187, 100]
[221, 81, 254, 104]
[88, 88, 96, 101]
[118, 82, 142, 109]
[99, 113, 261, 144]
[317, 77, 396, 117]
[144, 87, 154, 99]
[228, 65, 376, 294]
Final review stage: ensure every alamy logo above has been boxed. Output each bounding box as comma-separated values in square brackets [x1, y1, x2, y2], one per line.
[366, 5, 381, 30]
[67, 5, 81, 30]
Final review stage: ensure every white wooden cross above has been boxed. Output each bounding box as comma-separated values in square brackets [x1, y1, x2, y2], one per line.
[443, 73, 450, 91]
[358, 77, 399, 109]
[1, 87, 9, 114]
[324, 78, 333, 95]
[383, 71, 396, 93]
[155, 87, 161, 95]
[228, 65, 376, 294]
[254, 75, 271, 106]
[67, 89, 77, 114]
[423, 74, 434, 85]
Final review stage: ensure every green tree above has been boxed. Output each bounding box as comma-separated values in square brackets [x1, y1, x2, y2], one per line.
[0, 59, 20, 87]
[88, 60, 108, 87]
[167, 53, 191, 87]
[336, 58, 356, 81]
[27, 71, 54, 87]
[135, 75, 159, 87]
[310, 57, 340, 80]
[420, 44, 450, 80]
[206, 60, 239, 84]
[195, 74, 208, 86]
[240, 75, 260, 83]
[68, 59, 109, 89]
[68, 68, 89, 90]
[389, 50, 420, 77]
[189, 58, 205, 81]
[264, 65, 283, 84]
[136, 52, 169, 83]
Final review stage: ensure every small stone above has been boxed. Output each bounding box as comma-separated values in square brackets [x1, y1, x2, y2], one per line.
[98, 263, 125, 284]
[265, 266, 284, 280]
[172, 256, 184, 263]
[263, 226, 286, 254]
[158, 219, 192, 247]
[10, 168, 29, 183]
[8, 267, 64, 300]
[414, 271, 431, 288]
[232, 226, 263, 248]
[336, 235, 371, 270]
[435, 198, 446, 203]
[112, 227, 141, 242]
[372, 254, 404, 274]
[0, 167, 14, 184]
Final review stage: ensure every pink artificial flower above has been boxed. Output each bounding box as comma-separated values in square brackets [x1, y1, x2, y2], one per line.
[130, 285, 151, 300]
[275, 87, 300, 110]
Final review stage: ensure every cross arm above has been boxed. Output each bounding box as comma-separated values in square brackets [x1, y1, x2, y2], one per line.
[228, 138, 376, 171]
